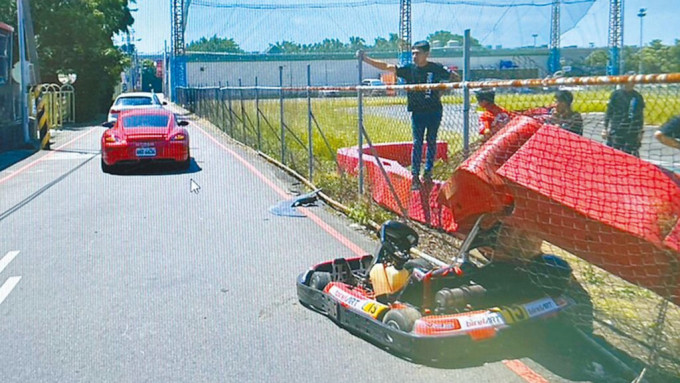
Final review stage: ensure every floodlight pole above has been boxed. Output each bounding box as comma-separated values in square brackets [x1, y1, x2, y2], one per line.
[638, 8, 646, 74]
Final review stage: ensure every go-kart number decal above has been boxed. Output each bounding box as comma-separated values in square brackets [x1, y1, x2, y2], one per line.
[362, 302, 389, 319]
[498, 306, 528, 324]
[499, 297, 559, 324]
[327, 286, 387, 319]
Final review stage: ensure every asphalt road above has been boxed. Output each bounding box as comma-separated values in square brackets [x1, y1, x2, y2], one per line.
[0, 110, 636, 382]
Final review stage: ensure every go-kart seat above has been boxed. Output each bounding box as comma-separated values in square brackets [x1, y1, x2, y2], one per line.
[332, 257, 356, 285]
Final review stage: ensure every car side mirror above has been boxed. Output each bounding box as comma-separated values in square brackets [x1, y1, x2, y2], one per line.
[162, 101, 168, 105]
[178, 120, 189, 126]
[102, 121, 114, 128]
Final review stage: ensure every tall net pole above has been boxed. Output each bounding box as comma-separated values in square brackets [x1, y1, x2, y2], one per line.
[548, 0, 561, 74]
[171, 0, 188, 100]
[399, 0, 412, 65]
[608, 0, 623, 75]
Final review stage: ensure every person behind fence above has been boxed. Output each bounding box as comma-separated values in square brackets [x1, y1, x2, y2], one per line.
[602, 83, 645, 157]
[358, 41, 460, 190]
[654, 115, 680, 150]
[476, 90, 511, 141]
[549, 90, 583, 135]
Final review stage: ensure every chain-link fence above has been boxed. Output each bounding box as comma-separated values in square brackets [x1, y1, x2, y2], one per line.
[177, 72, 680, 381]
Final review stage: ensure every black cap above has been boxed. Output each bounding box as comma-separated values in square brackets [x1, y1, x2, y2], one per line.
[412, 40, 430, 52]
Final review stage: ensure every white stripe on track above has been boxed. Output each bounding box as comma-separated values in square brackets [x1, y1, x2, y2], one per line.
[0, 276, 21, 305]
[0, 250, 19, 274]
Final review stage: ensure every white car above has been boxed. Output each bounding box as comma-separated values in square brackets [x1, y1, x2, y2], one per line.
[107, 92, 166, 122]
[361, 79, 386, 96]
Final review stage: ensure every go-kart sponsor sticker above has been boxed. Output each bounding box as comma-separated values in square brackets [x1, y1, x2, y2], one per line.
[523, 297, 559, 318]
[327, 285, 388, 320]
[458, 311, 505, 330]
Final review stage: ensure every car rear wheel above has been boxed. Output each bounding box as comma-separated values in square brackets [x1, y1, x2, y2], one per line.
[382, 307, 422, 333]
[101, 158, 113, 174]
[179, 151, 191, 170]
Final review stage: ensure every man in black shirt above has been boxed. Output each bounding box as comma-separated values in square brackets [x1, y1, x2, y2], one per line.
[602, 83, 645, 157]
[655, 115, 680, 150]
[359, 41, 459, 190]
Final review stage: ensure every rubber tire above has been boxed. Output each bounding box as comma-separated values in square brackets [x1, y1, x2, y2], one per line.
[382, 306, 422, 333]
[101, 158, 113, 174]
[309, 271, 332, 291]
[179, 151, 191, 170]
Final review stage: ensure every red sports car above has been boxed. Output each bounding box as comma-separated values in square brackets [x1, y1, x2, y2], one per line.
[101, 108, 190, 173]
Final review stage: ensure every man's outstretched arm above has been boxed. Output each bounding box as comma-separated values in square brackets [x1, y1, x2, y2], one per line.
[357, 50, 397, 73]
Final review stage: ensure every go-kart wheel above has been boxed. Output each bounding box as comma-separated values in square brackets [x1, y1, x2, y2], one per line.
[382, 307, 422, 333]
[309, 271, 331, 291]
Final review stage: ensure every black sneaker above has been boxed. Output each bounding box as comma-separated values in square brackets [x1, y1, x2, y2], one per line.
[411, 177, 421, 190]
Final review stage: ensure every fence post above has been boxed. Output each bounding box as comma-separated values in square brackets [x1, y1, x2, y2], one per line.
[279, 65, 285, 165]
[357, 52, 364, 195]
[214, 86, 219, 124]
[227, 82, 234, 137]
[463, 29, 471, 158]
[255, 76, 261, 151]
[307, 64, 313, 180]
[218, 81, 223, 131]
[239, 78, 247, 145]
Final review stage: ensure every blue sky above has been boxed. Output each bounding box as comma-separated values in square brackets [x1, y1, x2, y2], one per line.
[129, 0, 678, 54]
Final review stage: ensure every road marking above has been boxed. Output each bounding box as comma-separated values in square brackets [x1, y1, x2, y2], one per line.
[0, 128, 97, 186]
[0, 276, 21, 305]
[194, 123, 367, 257]
[503, 359, 549, 383]
[0, 250, 19, 274]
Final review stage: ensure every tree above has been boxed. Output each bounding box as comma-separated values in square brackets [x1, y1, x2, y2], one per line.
[141, 59, 161, 93]
[427, 30, 481, 48]
[348, 36, 365, 51]
[186, 35, 243, 53]
[271, 40, 302, 54]
[584, 50, 609, 68]
[1, 0, 134, 121]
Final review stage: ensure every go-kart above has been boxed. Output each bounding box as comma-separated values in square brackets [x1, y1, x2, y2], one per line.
[296, 217, 591, 361]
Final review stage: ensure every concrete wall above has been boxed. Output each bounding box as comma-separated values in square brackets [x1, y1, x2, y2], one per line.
[181, 47, 597, 88]
[186, 53, 553, 88]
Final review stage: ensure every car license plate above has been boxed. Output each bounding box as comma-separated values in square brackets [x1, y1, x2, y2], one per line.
[136, 147, 156, 157]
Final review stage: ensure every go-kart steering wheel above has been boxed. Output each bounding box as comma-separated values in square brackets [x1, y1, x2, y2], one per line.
[384, 241, 411, 269]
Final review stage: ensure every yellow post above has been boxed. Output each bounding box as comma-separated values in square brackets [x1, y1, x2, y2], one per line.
[36, 84, 50, 150]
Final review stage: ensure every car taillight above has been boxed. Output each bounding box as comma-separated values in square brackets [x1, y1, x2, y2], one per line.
[171, 134, 186, 141]
[105, 135, 119, 143]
